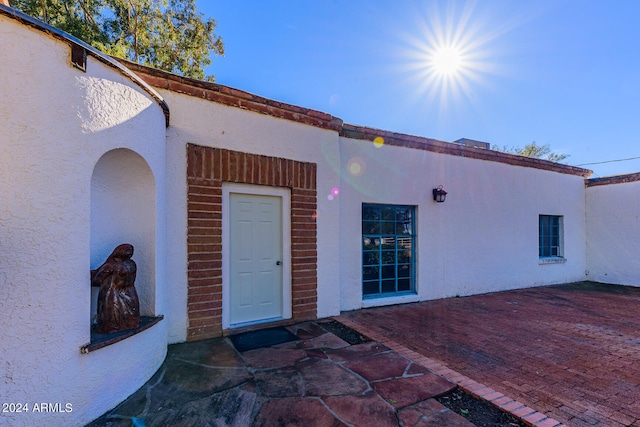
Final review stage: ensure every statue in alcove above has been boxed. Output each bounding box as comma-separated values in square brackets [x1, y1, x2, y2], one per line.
[91, 244, 140, 334]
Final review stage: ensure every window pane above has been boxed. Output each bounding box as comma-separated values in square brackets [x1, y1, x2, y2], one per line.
[396, 208, 413, 234]
[363, 267, 379, 281]
[381, 207, 395, 220]
[363, 252, 379, 266]
[362, 221, 380, 234]
[382, 265, 396, 279]
[363, 281, 379, 295]
[398, 264, 412, 277]
[397, 236, 412, 248]
[398, 248, 412, 264]
[396, 207, 412, 222]
[398, 278, 412, 291]
[381, 250, 396, 265]
[396, 222, 412, 235]
[381, 237, 395, 249]
[381, 222, 395, 234]
[362, 237, 378, 250]
[381, 280, 396, 293]
[363, 205, 380, 221]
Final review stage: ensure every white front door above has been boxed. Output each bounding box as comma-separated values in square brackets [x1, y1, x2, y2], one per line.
[229, 193, 283, 326]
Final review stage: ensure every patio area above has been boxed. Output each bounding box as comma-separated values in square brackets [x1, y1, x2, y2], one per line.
[89, 321, 475, 426]
[340, 281, 640, 426]
[87, 281, 640, 426]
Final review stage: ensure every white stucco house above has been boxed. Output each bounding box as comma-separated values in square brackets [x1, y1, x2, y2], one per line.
[2, 5, 640, 426]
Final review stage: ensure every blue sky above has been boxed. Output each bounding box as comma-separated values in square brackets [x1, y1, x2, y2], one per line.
[199, 1, 640, 177]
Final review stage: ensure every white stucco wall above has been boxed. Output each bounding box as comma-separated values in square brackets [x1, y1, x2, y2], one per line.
[0, 16, 167, 427]
[159, 84, 594, 331]
[339, 138, 588, 311]
[586, 180, 640, 286]
[160, 89, 342, 342]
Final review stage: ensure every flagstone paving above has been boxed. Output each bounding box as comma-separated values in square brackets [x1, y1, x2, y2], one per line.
[88, 321, 471, 426]
[339, 281, 640, 427]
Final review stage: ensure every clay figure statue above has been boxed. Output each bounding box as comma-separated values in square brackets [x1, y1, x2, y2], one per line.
[91, 244, 140, 334]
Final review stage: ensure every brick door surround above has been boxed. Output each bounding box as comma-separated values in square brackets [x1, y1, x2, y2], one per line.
[186, 144, 318, 341]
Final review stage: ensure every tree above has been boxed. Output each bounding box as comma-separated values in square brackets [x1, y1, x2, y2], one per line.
[495, 142, 570, 163]
[11, 0, 224, 81]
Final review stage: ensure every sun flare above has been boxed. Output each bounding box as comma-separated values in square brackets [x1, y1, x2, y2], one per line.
[396, 1, 507, 113]
[431, 45, 464, 77]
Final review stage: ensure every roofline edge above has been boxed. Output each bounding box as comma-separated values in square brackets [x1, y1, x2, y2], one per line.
[586, 172, 640, 187]
[340, 123, 593, 178]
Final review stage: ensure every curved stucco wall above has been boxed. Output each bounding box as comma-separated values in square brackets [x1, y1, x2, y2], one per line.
[587, 181, 640, 286]
[0, 16, 167, 427]
[339, 138, 588, 310]
[160, 89, 342, 342]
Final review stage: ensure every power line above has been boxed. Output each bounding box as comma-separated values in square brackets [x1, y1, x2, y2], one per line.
[576, 156, 640, 167]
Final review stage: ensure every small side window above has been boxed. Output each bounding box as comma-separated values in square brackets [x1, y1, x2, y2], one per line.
[539, 215, 563, 258]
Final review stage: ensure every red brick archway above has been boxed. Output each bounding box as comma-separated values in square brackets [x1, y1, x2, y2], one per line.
[186, 144, 318, 340]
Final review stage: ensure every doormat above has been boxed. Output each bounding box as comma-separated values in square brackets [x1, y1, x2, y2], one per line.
[229, 326, 299, 352]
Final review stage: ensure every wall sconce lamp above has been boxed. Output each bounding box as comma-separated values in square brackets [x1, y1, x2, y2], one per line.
[432, 185, 447, 203]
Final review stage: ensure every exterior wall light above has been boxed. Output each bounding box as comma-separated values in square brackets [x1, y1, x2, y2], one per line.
[432, 185, 447, 203]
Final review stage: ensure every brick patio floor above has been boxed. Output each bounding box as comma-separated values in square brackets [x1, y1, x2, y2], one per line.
[339, 282, 640, 426]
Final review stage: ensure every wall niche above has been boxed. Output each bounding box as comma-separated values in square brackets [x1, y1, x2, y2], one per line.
[88, 148, 157, 348]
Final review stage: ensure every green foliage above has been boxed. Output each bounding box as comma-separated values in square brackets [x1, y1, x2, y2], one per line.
[494, 142, 570, 163]
[11, 0, 223, 81]
[13, 0, 108, 45]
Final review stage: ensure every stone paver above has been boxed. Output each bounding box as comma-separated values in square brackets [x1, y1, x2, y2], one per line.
[344, 351, 412, 381]
[398, 399, 474, 426]
[324, 341, 390, 362]
[340, 282, 640, 426]
[253, 366, 304, 397]
[372, 373, 456, 409]
[145, 387, 257, 427]
[323, 391, 398, 427]
[241, 346, 307, 368]
[298, 357, 370, 396]
[254, 398, 345, 427]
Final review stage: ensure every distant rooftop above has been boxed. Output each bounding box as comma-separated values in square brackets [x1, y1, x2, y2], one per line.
[454, 138, 490, 150]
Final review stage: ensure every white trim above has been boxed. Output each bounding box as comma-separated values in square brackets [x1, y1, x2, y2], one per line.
[539, 257, 567, 265]
[222, 183, 292, 330]
[361, 294, 420, 308]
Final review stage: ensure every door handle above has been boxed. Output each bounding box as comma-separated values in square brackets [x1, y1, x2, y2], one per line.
[276, 261, 282, 266]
